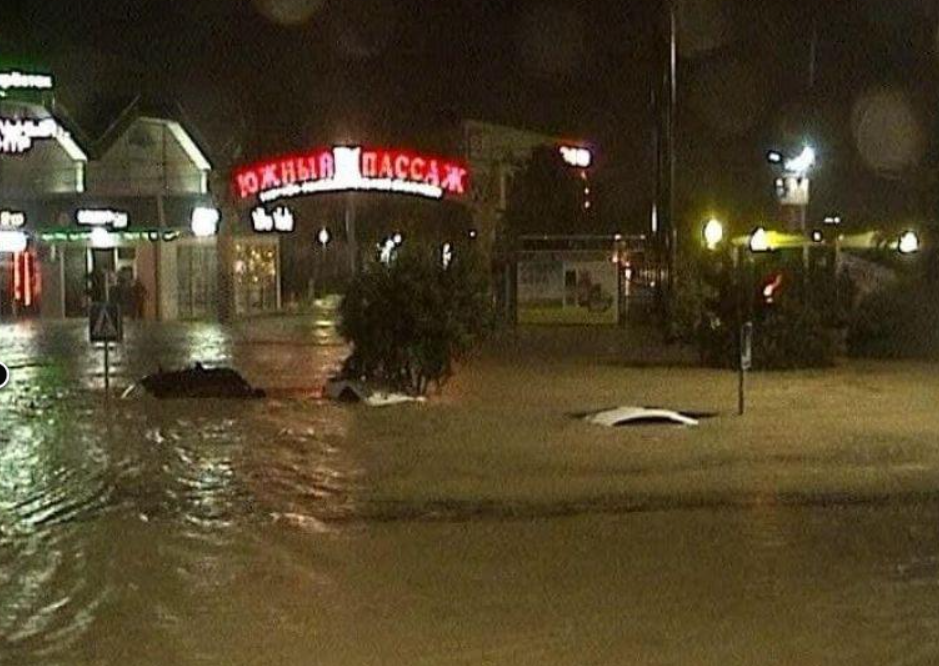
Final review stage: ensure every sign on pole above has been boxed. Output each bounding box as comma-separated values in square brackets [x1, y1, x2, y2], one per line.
[90, 303, 123, 342]
[738, 321, 753, 415]
[90, 302, 123, 393]
[740, 321, 753, 372]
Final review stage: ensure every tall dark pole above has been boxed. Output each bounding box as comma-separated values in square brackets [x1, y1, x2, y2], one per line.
[667, 0, 678, 307]
[653, 0, 678, 336]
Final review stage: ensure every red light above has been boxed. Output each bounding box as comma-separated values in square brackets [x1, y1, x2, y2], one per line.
[762, 272, 783, 304]
[11, 251, 37, 308]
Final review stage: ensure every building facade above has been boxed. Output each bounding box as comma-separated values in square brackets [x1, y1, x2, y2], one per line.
[0, 88, 232, 322]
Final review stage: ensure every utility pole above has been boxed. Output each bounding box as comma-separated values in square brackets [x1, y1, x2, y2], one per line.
[653, 0, 678, 336]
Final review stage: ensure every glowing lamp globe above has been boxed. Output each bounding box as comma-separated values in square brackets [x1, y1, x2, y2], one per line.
[90, 227, 114, 249]
[898, 230, 920, 255]
[191, 207, 220, 238]
[703, 218, 724, 249]
[0, 230, 27, 254]
[749, 227, 770, 253]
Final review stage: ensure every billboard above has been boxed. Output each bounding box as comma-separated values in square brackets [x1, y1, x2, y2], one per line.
[517, 256, 619, 325]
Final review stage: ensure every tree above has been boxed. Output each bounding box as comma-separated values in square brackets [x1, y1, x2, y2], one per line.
[338, 243, 493, 395]
[503, 145, 586, 241]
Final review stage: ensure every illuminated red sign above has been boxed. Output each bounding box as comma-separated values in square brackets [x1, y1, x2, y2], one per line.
[234, 146, 469, 203]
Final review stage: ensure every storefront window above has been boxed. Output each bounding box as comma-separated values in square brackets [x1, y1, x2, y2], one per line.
[234, 241, 279, 315]
[177, 244, 218, 320]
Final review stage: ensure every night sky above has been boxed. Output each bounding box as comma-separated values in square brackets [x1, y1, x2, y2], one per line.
[4, 0, 939, 232]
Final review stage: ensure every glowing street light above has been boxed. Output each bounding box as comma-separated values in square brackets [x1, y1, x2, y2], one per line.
[703, 218, 724, 250]
[392, 232, 403, 246]
[90, 227, 114, 249]
[749, 227, 771, 253]
[898, 230, 920, 255]
[0, 230, 27, 254]
[766, 150, 783, 164]
[317, 227, 331, 247]
[784, 146, 816, 176]
[191, 207, 220, 238]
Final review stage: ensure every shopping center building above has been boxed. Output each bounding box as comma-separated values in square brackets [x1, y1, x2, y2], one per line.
[0, 71, 232, 322]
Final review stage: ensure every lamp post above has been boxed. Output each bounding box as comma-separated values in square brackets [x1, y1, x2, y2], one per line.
[310, 227, 332, 302]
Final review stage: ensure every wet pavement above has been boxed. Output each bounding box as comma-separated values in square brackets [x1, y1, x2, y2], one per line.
[1, 318, 939, 665]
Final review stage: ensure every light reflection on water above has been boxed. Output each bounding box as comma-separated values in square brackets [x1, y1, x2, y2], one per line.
[1, 320, 939, 665]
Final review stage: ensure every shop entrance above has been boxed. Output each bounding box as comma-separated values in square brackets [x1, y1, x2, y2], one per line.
[177, 244, 218, 319]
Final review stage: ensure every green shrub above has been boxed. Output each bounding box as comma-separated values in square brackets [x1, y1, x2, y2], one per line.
[847, 280, 939, 359]
[694, 260, 840, 370]
[338, 244, 493, 395]
[752, 294, 837, 369]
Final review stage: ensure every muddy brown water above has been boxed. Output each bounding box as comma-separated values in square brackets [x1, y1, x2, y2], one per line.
[1, 321, 938, 665]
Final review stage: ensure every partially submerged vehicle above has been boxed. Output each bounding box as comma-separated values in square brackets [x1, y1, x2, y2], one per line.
[139, 363, 265, 399]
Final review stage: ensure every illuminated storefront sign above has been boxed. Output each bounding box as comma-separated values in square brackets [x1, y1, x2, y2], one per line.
[0, 71, 54, 92]
[0, 210, 26, 228]
[191, 207, 220, 237]
[559, 145, 593, 168]
[251, 206, 295, 233]
[0, 118, 61, 154]
[0, 230, 28, 254]
[76, 209, 129, 229]
[234, 146, 469, 204]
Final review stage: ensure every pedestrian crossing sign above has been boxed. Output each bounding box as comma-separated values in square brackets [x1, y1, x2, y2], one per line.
[89, 302, 123, 343]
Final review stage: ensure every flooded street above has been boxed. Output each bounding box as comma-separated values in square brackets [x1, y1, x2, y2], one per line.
[2, 319, 939, 665]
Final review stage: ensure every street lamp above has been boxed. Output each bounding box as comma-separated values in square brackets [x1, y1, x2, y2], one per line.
[784, 146, 816, 176]
[749, 227, 771, 253]
[90, 227, 114, 249]
[317, 227, 331, 248]
[191, 207, 220, 238]
[703, 218, 724, 250]
[0, 230, 27, 254]
[898, 230, 920, 255]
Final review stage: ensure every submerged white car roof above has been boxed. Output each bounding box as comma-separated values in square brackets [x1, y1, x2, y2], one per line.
[585, 406, 699, 427]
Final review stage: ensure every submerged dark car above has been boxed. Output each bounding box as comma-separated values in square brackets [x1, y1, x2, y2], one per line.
[140, 363, 265, 399]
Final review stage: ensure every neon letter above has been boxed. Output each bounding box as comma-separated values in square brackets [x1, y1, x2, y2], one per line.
[394, 154, 410, 180]
[442, 165, 467, 194]
[281, 160, 297, 184]
[319, 153, 335, 179]
[426, 160, 440, 187]
[237, 171, 259, 199]
[410, 157, 426, 182]
[260, 164, 280, 190]
[362, 151, 378, 178]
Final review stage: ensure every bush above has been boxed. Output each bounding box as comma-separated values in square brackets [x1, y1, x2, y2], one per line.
[752, 294, 837, 369]
[693, 257, 841, 370]
[338, 244, 493, 395]
[847, 280, 939, 359]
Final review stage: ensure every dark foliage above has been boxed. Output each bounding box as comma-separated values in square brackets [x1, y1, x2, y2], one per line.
[502, 145, 587, 241]
[692, 251, 844, 370]
[848, 279, 939, 359]
[338, 244, 493, 395]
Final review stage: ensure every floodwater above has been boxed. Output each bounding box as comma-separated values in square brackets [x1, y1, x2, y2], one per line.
[2, 319, 939, 665]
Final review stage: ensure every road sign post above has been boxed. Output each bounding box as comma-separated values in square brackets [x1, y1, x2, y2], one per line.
[89, 300, 123, 394]
[738, 321, 753, 415]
